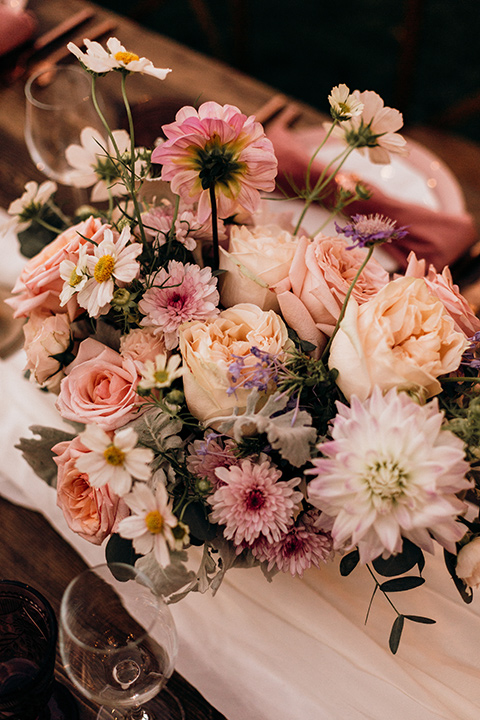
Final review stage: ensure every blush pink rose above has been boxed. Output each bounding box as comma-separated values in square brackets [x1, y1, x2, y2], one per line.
[56, 338, 143, 431]
[404, 252, 480, 337]
[6, 216, 104, 319]
[23, 311, 71, 393]
[53, 435, 129, 545]
[328, 276, 469, 401]
[275, 234, 389, 353]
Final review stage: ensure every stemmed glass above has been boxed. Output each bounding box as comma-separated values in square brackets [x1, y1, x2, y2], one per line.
[59, 563, 184, 720]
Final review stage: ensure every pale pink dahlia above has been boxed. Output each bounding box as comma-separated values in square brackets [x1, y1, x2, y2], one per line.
[151, 101, 278, 223]
[209, 458, 303, 547]
[307, 387, 471, 563]
[139, 260, 219, 349]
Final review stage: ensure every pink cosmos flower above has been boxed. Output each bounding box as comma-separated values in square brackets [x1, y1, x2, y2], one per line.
[209, 458, 303, 547]
[151, 101, 278, 222]
[139, 260, 220, 349]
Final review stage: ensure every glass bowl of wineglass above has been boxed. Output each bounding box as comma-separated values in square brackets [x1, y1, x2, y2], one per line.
[59, 563, 184, 720]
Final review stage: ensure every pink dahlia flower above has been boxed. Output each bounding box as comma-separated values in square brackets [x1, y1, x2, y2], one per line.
[151, 101, 278, 222]
[209, 458, 302, 547]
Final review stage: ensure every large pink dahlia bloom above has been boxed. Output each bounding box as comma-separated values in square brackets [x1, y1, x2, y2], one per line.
[152, 102, 278, 222]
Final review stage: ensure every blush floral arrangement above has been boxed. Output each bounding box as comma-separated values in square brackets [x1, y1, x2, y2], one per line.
[6, 38, 480, 653]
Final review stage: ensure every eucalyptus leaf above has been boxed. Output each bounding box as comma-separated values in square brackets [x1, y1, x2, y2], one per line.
[389, 615, 404, 654]
[380, 576, 425, 593]
[372, 539, 424, 577]
[136, 550, 196, 601]
[340, 549, 360, 576]
[182, 502, 217, 542]
[444, 549, 473, 604]
[15, 425, 76, 487]
[405, 615, 436, 624]
[105, 533, 139, 567]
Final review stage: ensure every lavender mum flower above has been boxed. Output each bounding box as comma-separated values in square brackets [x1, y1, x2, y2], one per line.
[335, 213, 409, 249]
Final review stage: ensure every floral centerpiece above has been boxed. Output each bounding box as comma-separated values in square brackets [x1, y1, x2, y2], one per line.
[6, 38, 480, 654]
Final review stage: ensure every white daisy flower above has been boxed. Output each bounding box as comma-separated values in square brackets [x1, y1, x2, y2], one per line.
[138, 353, 184, 391]
[77, 226, 142, 317]
[328, 84, 364, 121]
[3, 180, 57, 234]
[118, 480, 179, 566]
[59, 243, 90, 306]
[75, 424, 154, 497]
[68, 36, 171, 80]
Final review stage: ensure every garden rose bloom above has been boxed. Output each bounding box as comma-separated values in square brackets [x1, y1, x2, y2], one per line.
[56, 338, 142, 431]
[178, 303, 291, 426]
[456, 537, 480, 590]
[120, 327, 167, 367]
[328, 277, 469, 401]
[275, 234, 389, 350]
[152, 101, 277, 222]
[7, 215, 103, 319]
[404, 252, 480, 337]
[219, 223, 298, 312]
[23, 311, 71, 393]
[53, 435, 129, 545]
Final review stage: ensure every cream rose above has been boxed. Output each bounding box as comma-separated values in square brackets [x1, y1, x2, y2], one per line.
[53, 435, 129, 545]
[275, 234, 389, 353]
[178, 303, 291, 426]
[456, 537, 480, 590]
[328, 276, 469, 401]
[219, 223, 298, 312]
[23, 311, 72, 393]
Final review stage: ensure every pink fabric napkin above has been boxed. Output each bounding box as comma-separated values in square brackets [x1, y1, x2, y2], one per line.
[0, 5, 36, 57]
[267, 117, 478, 271]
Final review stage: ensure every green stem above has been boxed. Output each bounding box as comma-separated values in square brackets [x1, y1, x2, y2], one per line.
[366, 564, 400, 615]
[91, 74, 121, 158]
[121, 73, 146, 244]
[209, 184, 219, 271]
[322, 245, 374, 362]
[167, 194, 181, 253]
[304, 119, 338, 193]
[36, 218, 63, 234]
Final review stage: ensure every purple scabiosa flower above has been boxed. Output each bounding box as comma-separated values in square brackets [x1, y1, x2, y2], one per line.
[461, 331, 480, 370]
[335, 213, 408, 249]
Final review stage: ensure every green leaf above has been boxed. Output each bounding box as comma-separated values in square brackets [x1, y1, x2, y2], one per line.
[380, 576, 425, 593]
[15, 425, 76, 487]
[372, 539, 424, 577]
[389, 615, 404, 654]
[340, 549, 360, 576]
[105, 533, 139, 567]
[182, 502, 217, 542]
[405, 615, 436, 624]
[443, 549, 473, 604]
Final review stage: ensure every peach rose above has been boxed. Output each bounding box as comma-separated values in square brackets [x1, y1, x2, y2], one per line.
[328, 276, 469, 401]
[120, 327, 166, 368]
[456, 537, 480, 590]
[275, 234, 389, 353]
[178, 303, 291, 426]
[404, 252, 480, 337]
[23, 311, 71, 393]
[56, 338, 142, 431]
[218, 223, 298, 312]
[53, 435, 129, 545]
[6, 216, 104, 319]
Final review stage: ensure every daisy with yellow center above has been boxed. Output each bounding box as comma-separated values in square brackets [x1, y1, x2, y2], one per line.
[67, 36, 171, 80]
[118, 479, 179, 567]
[75, 424, 154, 497]
[59, 243, 90, 307]
[77, 226, 142, 318]
[138, 353, 185, 392]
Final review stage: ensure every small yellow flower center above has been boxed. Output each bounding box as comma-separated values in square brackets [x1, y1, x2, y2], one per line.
[115, 50, 140, 64]
[145, 510, 164, 534]
[103, 445, 125, 466]
[94, 255, 115, 283]
[69, 268, 83, 287]
[154, 369, 169, 384]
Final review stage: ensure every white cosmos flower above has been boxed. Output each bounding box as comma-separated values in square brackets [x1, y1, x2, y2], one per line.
[3, 180, 57, 234]
[138, 353, 184, 391]
[59, 243, 90, 306]
[75, 424, 154, 497]
[328, 84, 364, 120]
[65, 127, 134, 202]
[307, 387, 471, 563]
[68, 36, 171, 80]
[118, 480, 178, 566]
[77, 226, 142, 317]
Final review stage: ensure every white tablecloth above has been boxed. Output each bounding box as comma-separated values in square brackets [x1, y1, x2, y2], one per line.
[1, 214, 480, 720]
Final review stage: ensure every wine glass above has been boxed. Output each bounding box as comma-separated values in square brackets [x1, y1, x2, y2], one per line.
[24, 64, 106, 185]
[0, 579, 78, 720]
[59, 563, 184, 720]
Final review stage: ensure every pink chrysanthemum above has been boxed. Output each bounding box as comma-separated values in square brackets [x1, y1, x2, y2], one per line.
[306, 387, 471, 564]
[186, 435, 239, 490]
[251, 513, 333, 577]
[139, 260, 219, 349]
[151, 101, 278, 223]
[209, 458, 303, 547]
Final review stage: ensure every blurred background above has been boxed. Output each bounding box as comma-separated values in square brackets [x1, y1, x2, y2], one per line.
[94, 0, 480, 142]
